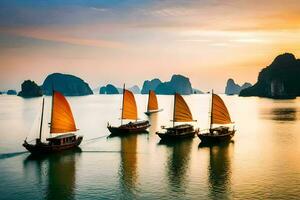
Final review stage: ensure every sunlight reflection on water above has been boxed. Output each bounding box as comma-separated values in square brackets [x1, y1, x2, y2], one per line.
[0, 95, 299, 199]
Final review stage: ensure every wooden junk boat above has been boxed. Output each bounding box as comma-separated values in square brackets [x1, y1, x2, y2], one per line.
[23, 91, 83, 154]
[107, 86, 150, 136]
[198, 91, 235, 143]
[144, 90, 163, 115]
[156, 93, 198, 140]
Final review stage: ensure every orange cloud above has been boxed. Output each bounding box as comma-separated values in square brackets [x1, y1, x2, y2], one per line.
[0, 27, 125, 49]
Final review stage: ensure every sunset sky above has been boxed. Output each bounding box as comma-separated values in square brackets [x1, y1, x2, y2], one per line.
[1, 0, 300, 92]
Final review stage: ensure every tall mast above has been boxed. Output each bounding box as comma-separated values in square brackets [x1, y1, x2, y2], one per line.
[39, 98, 45, 140]
[121, 84, 125, 125]
[147, 90, 150, 112]
[209, 89, 214, 130]
[173, 93, 176, 127]
[50, 82, 54, 134]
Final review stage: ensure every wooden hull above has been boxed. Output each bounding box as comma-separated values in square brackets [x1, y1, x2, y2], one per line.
[156, 131, 196, 140]
[198, 130, 235, 143]
[23, 136, 83, 155]
[107, 121, 150, 136]
[144, 109, 163, 115]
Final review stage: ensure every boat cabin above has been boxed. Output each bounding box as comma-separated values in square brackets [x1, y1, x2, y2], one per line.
[120, 120, 149, 129]
[46, 133, 76, 145]
[165, 124, 194, 135]
[210, 126, 230, 135]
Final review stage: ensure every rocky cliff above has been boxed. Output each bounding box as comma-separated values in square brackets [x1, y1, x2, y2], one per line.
[155, 74, 193, 95]
[240, 53, 300, 98]
[225, 79, 252, 95]
[18, 80, 43, 98]
[141, 78, 162, 94]
[99, 84, 119, 94]
[42, 73, 93, 96]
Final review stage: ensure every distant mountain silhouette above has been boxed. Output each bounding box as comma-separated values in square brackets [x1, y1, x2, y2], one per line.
[7, 90, 17, 95]
[99, 84, 119, 94]
[240, 53, 300, 98]
[225, 79, 252, 95]
[116, 87, 123, 94]
[99, 86, 106, 94]
[155, 74, 193, 95]
[42, 73, 93, 96]
[127, 85, 140, 94]
[99, 84, 140, 94]
[98, 74, 199, 95]
[18, 80, 43, 98]
[141, 78, 162, 94]
[141, 75, 195, 95]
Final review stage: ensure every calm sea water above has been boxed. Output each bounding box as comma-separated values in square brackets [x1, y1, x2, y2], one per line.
[0, 94, 299, 200]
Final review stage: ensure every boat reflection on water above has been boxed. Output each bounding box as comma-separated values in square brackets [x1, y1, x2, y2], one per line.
[160, 139, 193, 193]
[147, 113, 159, 136]
[260, 106, 298, 122]
[199, 142, 234, 200]
[271, 107, 297, 121]
[118, 134, 138, 199]
[23, 148, 82, 200]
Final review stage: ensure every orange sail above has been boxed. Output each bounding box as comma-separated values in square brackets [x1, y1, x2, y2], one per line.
[174, 93, 194, 122]
[50, 91, 77, 133]
[211, 94, 232, 124]
[147, 90, 158, 111]
[122, 89, 138, 120]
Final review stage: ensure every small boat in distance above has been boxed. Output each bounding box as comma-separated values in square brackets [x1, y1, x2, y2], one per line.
[107, 85, 150, 136]
[23, 91, 83, 154]
[198, 91, 235, 143]
[144, 90, 163, 115]
[156, 93, 198, 140]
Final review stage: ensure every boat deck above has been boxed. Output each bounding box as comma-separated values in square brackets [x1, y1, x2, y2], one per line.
[46, 133, 76, 141]
[165, 124, 194, 130]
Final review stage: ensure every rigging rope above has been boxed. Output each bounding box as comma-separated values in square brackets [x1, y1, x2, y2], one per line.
[80, 134, 110, 146]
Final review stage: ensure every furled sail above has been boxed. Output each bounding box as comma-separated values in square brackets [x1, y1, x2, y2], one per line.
[122, 89, 138, 120]
[50, 91, 77, 133]
[147, 90, 158, 111]
[174, 93, 194, 122]
[211, 94, 232, 124]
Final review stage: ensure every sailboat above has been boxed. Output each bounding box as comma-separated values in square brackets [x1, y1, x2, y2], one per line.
[144, 90, 163, 115]
[198, 91, 235, 143]
[107, 85, 150, 135]
[23, 91, 83, 154]
[156, 93, 198, 140]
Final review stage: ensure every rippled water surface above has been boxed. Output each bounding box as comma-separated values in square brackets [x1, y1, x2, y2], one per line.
[0, 94, 300, 200]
